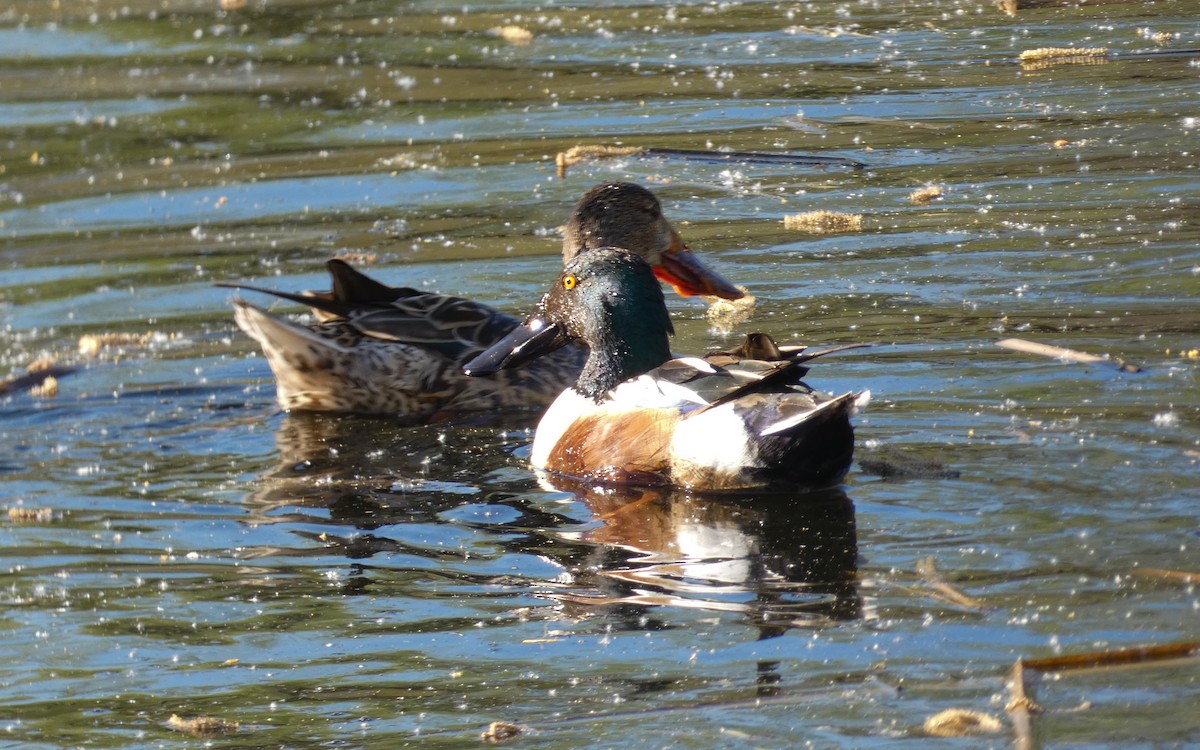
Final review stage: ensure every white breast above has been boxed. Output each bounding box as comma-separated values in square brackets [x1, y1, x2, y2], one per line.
[669, 404, 757, 475]
[529, 375, 706, 469]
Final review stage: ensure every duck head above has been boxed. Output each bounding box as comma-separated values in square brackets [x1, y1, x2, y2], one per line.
[563, 182, 744, 300]
[464, 248, 674, 401]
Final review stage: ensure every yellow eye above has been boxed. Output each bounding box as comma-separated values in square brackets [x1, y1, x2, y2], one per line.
[563, 274, 577, 290]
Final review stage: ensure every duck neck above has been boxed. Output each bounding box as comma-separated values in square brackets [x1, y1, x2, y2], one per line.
[575, 311, 672, 401]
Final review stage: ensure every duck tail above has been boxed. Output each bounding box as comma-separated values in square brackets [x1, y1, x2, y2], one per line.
[231, 298, 350, 357]
[756, 392, 859, 487]
[759, 391, 858, 437]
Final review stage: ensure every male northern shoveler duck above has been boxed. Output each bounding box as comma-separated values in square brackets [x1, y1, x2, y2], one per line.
[219, 182, 744, 418]
[464, 248, 867, 491]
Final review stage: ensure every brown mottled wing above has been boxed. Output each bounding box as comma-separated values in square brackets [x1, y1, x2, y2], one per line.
[344, 292, 520, 362]
[320, 259, 522, 360]
[219, 260, 521, 363]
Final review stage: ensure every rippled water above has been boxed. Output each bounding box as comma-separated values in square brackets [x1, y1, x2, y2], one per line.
[2, 1, 1198, 747]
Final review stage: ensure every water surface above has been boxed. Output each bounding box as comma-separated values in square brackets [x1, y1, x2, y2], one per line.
[2, 1, 1198, 747]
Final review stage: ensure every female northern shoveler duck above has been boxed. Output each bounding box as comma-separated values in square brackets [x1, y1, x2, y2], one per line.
[219, 182, 744, 418]
[464, 248, 867, 491]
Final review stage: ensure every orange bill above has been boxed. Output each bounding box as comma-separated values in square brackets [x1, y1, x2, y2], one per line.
[653, 230, 744, 300]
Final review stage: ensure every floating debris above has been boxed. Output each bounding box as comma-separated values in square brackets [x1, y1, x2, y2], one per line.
[490, 26, 535, 45]
[30, 375, 58, 398]
[1019, 47, 1109, 69]
[996, 337, 1141, 373]
[79, 332, 154, 357]
[0, 364, 76, 396]
[908, 185, 944, 205]
[924, 708, 1003, 737]
[704, 286, 757, 331]
[333, 251, 379, 266]
[783, 210, 863, 234]
[7, 507, 55, 523]
[166, 714, 240, 736]
[481, 721, 525, 743]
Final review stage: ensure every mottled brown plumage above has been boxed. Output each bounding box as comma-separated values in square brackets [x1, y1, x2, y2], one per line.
[220, 183, 742, 418]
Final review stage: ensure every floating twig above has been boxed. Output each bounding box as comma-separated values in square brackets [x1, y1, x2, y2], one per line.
[996, 338, 1141, 373]
[1022, 641, 1200, 674]
[555, 144, 865, 177]
[917, 557, 991, 611]
[1129, 567, 1200, 585]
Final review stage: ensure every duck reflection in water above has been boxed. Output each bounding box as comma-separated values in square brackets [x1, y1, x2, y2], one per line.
[546, 478, 860, 636]
[242, 413, 859, 639]
[241, 412, 572, 534]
